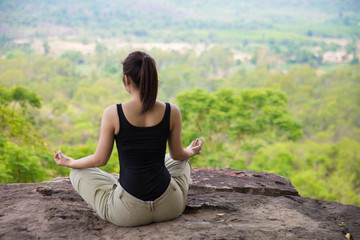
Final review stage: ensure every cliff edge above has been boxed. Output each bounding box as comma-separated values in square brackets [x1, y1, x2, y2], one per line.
[1, 168, 359, 240]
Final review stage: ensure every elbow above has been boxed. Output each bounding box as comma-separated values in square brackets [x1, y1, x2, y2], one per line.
[97, 158, 108, 167]
[96, 162, 106, 167]
[169, 153, 180, 161]
[92, 154, 108, 167]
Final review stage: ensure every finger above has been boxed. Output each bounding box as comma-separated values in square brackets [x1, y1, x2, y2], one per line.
[194, 145, 202, 152]
[193, 145, 202, 150]
[58, 149, 64, 157]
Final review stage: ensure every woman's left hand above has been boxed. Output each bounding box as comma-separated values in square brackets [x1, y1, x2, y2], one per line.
[53, 149, 74, 168]
[186, 138, 203, 157]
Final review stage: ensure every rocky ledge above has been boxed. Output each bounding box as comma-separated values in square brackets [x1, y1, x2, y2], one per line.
[0, 168, 359, 240]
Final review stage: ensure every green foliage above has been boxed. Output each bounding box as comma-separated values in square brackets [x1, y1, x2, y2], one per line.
[43, 41, 50, 56]
[0, 34, 12, 48]
[176, 88, 302, 168]
[95, 42, 107, 54]
[0, 85, 54, 183]
[10, 86, 41, 108]
[249, 139, 360, 205]
[61, 51, 85, 64]
[2, 0, 359, 41]
[0, 141, 50, 183]
[198, 46, 234, 76]
[5, 50, 25, 59]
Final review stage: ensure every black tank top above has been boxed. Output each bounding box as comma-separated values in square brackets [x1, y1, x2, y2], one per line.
[114, 103, 171, 201]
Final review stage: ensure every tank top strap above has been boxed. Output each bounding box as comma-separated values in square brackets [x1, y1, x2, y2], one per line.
[164, 102, 171, 130]
[116, 104, 128, 129]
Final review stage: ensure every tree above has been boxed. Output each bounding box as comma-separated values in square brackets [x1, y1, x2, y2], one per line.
[61, 51, 85, 64]
[43, 41, 50, 56]
[249, 139, 360, 206]
[0, 69, 25, 87]
[0, 85, 54, 183]
[175, 88, 303, 168]
[197, 46, 234, 77]
[95, 41, 107, 54]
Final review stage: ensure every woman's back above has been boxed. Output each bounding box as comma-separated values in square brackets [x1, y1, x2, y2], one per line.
[114, 101, 171, 201]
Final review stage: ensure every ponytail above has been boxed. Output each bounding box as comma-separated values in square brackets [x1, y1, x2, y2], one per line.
[139, 55, 158, 113]
[122, 51, 158, 113]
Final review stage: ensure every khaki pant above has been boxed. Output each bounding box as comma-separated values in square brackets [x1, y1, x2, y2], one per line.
[69, 154, 190, 227]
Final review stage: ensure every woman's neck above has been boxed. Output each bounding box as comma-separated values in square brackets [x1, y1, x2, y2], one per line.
[129, 91, 141, 104]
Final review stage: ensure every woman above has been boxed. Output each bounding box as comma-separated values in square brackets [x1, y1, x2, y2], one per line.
[53, 51, 203, 227]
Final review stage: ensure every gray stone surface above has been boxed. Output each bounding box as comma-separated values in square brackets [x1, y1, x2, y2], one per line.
[0, 169, 359, 240]
[189, 168, 299, 197]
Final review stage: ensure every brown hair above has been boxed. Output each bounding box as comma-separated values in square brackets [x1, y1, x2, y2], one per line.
[122, 51, 158, 113]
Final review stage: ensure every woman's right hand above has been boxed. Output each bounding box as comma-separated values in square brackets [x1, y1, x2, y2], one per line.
[186, 138, 203, 157]
[53, 149, 74, 168]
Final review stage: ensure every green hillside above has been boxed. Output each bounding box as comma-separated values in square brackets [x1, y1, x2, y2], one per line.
[1, 0, 359, 41]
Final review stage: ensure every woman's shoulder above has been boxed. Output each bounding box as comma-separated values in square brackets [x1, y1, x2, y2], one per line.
[103, 104, 120, 133]
[168, 102, 180, 113]
[102, 104, 119, 120]
[104, 104, 118, 113]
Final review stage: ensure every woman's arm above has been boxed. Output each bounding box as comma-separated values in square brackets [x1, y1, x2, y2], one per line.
[168, 103, 203, 160]
[53, 105, 116, 168]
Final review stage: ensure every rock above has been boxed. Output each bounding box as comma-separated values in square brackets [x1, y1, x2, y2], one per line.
[189, 168, 299, 197]
[0, 169, 359, 240]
